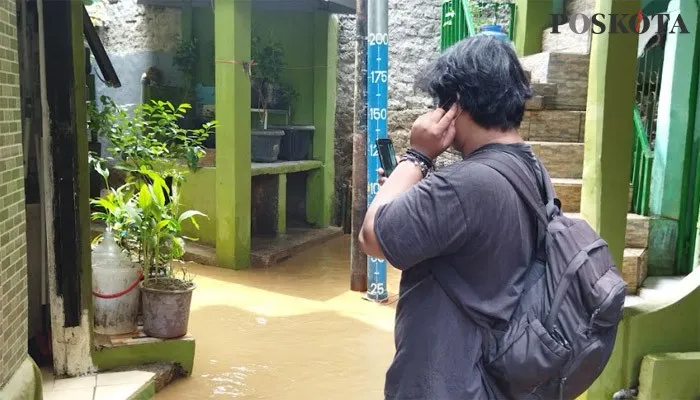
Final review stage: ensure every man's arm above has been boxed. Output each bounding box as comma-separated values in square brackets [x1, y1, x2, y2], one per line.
[358, 161, 423, 259]
[359, 104, 459, 264]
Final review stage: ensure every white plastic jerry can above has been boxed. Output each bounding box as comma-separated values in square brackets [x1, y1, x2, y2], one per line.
[92, 230, 141, 335]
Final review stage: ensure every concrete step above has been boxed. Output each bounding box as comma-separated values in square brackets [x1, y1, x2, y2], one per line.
[637, 276, 684, 303]
[624, 213, 650, 249]
[623, 248, 648, 295]
[552, 178, 583, 212]
[565, 213, 650, 249]
[521, 110, 585, 143]
[529, 141, 583, 179]
[552, 178, 633, 213]
[520, 52, 590, 110]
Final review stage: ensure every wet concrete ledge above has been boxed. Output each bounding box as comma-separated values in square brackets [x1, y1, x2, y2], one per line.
[185, 227, 344, 268]
[92, 223, 343, 269]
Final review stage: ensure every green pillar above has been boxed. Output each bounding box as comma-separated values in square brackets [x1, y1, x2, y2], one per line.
[307, 13, 337, 227]
[215, 0, 251, 268]
[580, 0, 639, 269]
[648, 0, 699, 275]
[513, 0, 552, 57]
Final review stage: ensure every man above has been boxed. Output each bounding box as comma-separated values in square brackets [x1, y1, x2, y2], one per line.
[359, 36, 543, 399]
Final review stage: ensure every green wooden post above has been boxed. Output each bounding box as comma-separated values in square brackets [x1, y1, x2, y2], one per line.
[649, 0, 700, 275]
[307, 13, 337, 227]
[580, 0, 639, 269]
[513, 0, 552, 57]
[215, 0, 251, 268]
[277, 174, 287, 234]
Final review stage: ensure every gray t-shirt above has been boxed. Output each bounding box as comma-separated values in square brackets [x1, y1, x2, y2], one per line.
[375, 143, 541, 399]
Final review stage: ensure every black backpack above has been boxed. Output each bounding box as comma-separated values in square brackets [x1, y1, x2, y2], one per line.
[432, 150, 626, 400]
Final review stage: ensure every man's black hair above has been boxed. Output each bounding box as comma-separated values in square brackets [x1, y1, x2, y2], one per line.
[417, 36, 532, 131]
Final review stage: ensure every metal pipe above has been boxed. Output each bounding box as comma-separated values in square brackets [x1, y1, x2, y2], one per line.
[350, 0, 369, 292]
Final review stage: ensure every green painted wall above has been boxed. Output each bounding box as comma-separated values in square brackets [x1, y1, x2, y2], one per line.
[650, 0, 700, 275]
[648, 218, 678, 276]
[306, 13, 337, 227]
[180, 167, 217, 246]
[191, 9, 317, 125]
[250, 11, 316, 125]
[581, 0, 639, 269]
[638, 352, 700, 399]
[514, 0, 552, 57]
[582, 271, 700, 398]
[193, 7, 214, 87]
[649, 0, 698, 220]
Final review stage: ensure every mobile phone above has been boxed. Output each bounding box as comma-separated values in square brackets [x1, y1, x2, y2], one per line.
[376, 138, 397, 178]
[432, 94, 457, 111]
[440, 95, 456, 111]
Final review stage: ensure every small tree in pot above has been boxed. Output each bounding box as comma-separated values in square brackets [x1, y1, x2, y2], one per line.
[135, 168, 205, 339]
[88, 96, 214, 338]
[249, 32, 298, 162]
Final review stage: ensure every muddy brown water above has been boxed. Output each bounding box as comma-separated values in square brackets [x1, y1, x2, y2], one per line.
[158, 235, 401, 399]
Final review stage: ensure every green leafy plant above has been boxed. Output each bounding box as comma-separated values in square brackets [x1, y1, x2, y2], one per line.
[89, 96, 212, 284]
[88, 96, 217, 178]
[90, 165, 206, 285]
[133, 167, 205, 283]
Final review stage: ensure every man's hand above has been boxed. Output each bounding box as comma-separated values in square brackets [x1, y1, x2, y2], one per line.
[409, 104, 459, 159]
[377, 156, 400, 185]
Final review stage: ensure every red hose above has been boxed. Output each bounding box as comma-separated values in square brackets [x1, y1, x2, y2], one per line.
[93, 270, 143, 299]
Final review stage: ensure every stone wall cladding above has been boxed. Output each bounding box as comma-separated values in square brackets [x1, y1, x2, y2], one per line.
[86, 0, 181, 55]
[520, 52, 589, 110]
[546, 53, 589, 110]
[0, 0, 28, 387]
[333, 0, 443, 219]
[566, 0, 596, 17]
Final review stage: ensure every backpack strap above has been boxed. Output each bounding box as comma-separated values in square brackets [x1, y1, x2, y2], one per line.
[469, 151, 551, 226]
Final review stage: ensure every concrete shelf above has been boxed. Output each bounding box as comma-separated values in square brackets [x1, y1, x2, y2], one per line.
[251, 160, 322, 176]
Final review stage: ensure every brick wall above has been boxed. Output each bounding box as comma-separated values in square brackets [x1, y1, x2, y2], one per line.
[0, 0, 28, 388]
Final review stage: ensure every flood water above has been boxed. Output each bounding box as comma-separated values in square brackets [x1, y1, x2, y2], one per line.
[158, 235, 401, 399]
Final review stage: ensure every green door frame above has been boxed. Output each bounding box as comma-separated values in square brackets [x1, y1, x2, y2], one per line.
[676, 8, 700, 275]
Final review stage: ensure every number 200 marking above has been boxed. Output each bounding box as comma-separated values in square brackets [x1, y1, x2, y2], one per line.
[368, 33, 388, 45]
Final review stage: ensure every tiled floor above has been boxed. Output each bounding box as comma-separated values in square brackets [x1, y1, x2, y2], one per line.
[42, 368, 154, 400]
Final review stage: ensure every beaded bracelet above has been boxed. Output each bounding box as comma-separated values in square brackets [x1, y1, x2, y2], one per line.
[399, 153, 430, 178]
[406, 148, 435, 171]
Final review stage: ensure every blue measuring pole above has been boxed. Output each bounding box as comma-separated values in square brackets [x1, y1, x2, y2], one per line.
[366, 0, 389, 302]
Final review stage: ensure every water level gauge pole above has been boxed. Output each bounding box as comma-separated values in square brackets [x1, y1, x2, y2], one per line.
[365, 0, 389, 303]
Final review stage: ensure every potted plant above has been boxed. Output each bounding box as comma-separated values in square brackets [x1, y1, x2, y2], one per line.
[88, 96, 214, 338]
[135, 168, 205, 339]
[249, 33, 298, 162]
